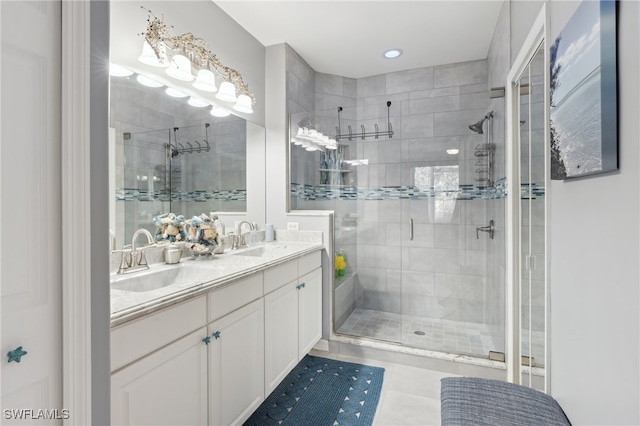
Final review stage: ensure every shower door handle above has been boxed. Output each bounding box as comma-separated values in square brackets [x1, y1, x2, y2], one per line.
[409, 218, 414, 241]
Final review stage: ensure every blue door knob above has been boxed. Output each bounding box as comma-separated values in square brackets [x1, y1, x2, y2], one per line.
[7, 346, 27, 363]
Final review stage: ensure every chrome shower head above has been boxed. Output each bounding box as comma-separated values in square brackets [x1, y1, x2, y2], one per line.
[469, 118, 486, 134]
[469, 112, 494, 134]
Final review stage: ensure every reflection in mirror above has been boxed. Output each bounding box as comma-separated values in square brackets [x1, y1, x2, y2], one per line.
[110, 75, 247, 246]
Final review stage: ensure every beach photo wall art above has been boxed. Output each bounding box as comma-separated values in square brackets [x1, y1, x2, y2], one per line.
[550, 0, 618, 180]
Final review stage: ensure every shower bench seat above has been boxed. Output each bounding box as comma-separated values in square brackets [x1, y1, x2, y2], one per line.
[440, 377, 572, 426]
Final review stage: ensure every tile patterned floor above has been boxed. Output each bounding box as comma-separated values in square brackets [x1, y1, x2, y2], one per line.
[337, 308, 498, 358]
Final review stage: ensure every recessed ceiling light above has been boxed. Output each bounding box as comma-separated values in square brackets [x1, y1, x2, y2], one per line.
[383, 49, 403, 59]
[446, 148, 459, 155]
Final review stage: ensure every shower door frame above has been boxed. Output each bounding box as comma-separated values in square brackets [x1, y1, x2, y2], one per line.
[506, 4, 550, 389]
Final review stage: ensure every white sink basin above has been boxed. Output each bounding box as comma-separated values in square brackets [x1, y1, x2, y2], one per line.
[111, 263, 210, 293]
[230, 244, 290, 258]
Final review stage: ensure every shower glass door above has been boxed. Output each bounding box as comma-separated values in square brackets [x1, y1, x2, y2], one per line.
[517, 43, 546, 390]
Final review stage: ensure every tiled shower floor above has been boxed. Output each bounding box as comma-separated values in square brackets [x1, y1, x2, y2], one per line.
[337, 308, 497, 358]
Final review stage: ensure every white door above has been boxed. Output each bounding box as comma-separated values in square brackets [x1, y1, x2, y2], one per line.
[1, 1, 63, 422]
[111, 328, 208, 425]
[298, 268, 322, 359]
[209, 299, 264, 426]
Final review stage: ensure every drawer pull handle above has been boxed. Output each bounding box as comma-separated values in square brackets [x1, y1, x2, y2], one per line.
[213, 331, 221, 340]
[202, 336, 211, 346]
[7, 346, 28, 363]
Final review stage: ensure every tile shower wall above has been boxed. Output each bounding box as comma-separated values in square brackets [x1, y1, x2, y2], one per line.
[110, 76, 246, 244]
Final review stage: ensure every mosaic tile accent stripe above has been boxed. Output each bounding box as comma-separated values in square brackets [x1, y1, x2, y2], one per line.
[115, 188, 247, 202]
[291, 178, 544, 201]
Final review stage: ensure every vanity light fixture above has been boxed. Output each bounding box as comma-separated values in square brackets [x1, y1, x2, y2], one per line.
[139, 7, 255, 112]
[165, 87, 188, 98]
[136, 74, 164, 88]
[193, 69, 217, 92]
[110, 63, 134, 77]
[383, 48, 403, 59]
[138, 40, 168, 67]
[165, 54, 194, 81]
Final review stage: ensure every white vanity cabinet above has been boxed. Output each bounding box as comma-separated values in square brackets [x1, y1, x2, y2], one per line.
[110, 248, 322, 426]
[111, 297, 209, 426]
[264, 251, 322, 394]
[207, 275, 265, 426]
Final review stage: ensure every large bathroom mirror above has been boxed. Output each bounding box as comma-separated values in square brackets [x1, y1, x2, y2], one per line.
[110, 74, 261, 246]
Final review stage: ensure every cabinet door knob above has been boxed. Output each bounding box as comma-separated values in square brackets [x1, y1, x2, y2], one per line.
[202, 336, 211, 346]
[7, 346, 28, 363]
[213, 331, 221, 340]
[297, 283, 306, 290]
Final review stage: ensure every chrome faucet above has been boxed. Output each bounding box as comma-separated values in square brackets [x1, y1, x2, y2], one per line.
[115, 228, 156, 274]
[231, 221, 256, 249]
[131, 228, 155, 268]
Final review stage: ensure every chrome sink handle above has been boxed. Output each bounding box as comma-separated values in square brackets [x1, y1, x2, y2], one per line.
[476, 220, 495, 240]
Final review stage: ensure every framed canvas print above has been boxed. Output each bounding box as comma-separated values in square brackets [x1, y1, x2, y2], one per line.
[550, 0, 618, 180]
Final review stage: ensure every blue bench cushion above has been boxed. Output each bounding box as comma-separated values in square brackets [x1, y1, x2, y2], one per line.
[441, 377, 571, 426]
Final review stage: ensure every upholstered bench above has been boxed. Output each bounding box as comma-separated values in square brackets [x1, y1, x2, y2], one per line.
[441, 377, 571, 426]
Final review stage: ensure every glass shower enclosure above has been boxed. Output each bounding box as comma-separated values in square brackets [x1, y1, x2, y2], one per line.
[290, 103, 506, 360]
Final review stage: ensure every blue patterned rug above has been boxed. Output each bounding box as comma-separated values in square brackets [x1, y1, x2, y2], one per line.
[244, 355, 385, 426]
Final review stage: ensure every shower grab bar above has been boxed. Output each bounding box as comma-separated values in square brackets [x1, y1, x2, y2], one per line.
[409, 218, 414, 241]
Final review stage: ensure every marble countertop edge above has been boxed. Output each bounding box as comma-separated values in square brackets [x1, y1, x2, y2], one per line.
[110, 242, 323, 328]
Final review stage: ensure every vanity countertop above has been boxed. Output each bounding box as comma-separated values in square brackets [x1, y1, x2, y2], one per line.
[111, 240, 323, 327]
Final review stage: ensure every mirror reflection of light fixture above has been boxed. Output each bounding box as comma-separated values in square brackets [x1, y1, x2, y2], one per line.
[136, 74, 163, 88]
[110, 63, 134, 77]
[290, 126, 338, 152]
[188, 97, 209, 107]
[165, 87, 188, 98]
[139, 7, 255, 112]
[210, 105, 231, 117]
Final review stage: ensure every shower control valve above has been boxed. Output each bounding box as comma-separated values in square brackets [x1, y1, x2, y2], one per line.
[476, 220, 495, 240]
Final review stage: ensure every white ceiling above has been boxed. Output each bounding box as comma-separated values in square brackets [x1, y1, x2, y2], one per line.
[215, 1, 504, 79]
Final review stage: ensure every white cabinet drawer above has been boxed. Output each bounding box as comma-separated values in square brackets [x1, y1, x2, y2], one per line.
[208, 273, 263, 322]
[111, 295, 207, 372]
[264, 259, 297, 294]
[298, 250, 321, 276]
